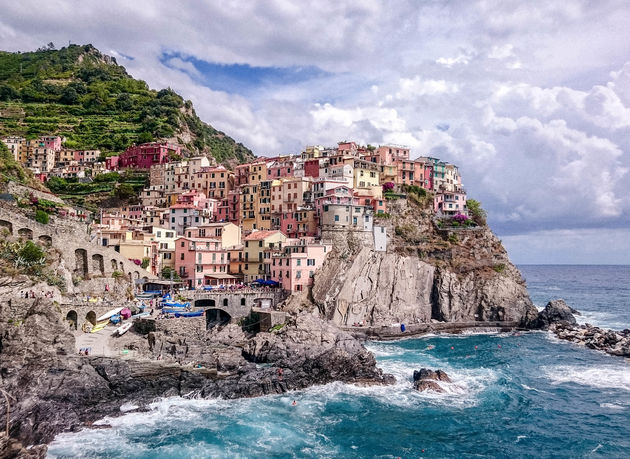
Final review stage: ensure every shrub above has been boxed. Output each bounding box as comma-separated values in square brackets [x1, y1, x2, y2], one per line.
[448, 233, 458, 244]
[493, 263, 506, 273]
[111, 270, 123, 279]
[19, 240, 46, 265]
[382, 182, 395, 192]
[466, 199, 487, 226]
[141, 257, 150, 269]
[35, 209, 49, 224]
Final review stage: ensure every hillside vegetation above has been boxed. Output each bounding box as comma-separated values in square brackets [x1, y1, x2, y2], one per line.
[0, 44, 254, 165]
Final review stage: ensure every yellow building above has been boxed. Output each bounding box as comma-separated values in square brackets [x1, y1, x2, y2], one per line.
[243, 230, 286, 282]
[198, 222, 241, 248]
[248, 160, 268, 185]
[353, 159, 380, 189]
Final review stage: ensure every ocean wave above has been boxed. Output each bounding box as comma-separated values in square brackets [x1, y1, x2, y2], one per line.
[542, 365, 630, 391]
[599, 402, 626, 410]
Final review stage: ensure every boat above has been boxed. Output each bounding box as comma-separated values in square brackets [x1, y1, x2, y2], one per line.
[90, 321, 108, 333]
[163, 301, 190, 308]
[96, 307, 124, 322]
[162, 308, 190, 314]
[131, 311, 151, 319]
[113, 322, 133, 336]
[174, 310, 204, 318]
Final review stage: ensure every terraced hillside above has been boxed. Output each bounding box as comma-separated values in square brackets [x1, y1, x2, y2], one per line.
[0, 44, 254, 165]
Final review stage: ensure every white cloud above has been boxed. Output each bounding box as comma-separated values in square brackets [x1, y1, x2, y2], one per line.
[1, 0, 630, 261]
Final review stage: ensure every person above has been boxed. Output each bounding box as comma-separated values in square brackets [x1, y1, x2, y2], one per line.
[292, 400, 297, 406]
[105, 284, 109, 292]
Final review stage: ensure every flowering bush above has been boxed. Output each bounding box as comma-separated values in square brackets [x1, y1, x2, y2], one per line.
[131, 259, 142, 265]
[452, 213, 469, 224]
[382, 182, 395, 191]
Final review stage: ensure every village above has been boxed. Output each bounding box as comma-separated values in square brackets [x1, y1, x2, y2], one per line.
[1, 136, 468, 293]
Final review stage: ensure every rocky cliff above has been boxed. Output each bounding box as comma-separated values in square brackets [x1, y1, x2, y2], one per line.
[0, 295, 391, 453]
[312, 197, 537, 329]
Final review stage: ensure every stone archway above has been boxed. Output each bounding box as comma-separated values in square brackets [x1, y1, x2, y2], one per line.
[133, 271, 140, 280]
[195, 299, 216, 308]
[17, 228, 33, 239]
[65, 310, 78, 330]
[86, 310, 96, 326]
[38, 235, 52, 246]
[205, 308, 231, 330]
[223, 298, 229, 307]
[0, 220, 12, 235]
[92, 254, 104, 275]
[119, 261, 124, 271]
[111, 259, 118, 271]
[75, 249, 88, 276]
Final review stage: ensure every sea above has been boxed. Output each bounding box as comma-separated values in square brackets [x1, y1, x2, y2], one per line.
[48, 265, 630, 458]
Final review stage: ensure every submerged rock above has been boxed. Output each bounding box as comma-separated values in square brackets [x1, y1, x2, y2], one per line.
[413, 368, 451, 392]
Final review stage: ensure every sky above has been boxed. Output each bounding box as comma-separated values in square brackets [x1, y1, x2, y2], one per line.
[1, 0, 630, 264]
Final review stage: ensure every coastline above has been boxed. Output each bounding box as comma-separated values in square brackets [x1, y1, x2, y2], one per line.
[342, 320, 523, 341]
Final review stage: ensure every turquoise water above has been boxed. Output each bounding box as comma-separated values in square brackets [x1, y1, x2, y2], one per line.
[48, 266, 630, 458]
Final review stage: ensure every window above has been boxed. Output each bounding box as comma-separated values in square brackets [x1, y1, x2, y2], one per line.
[334, 215, 339, 222]
[180, 253, 184, 260]
[297, 259, 301, 266]
[180, 241, 185, 247]
[296, 270, 301, 278]
[259, 241, 263, 247]
[307, 259, 315, 266]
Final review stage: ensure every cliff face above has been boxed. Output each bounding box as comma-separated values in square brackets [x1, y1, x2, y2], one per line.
[312, 198, 537, 328]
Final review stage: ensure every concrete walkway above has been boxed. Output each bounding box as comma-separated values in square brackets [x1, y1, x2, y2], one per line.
[74, 327, 115, 356]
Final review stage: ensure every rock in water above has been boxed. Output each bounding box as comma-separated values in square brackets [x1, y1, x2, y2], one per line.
[413, 368, 451, 383]
[531, 299, 577, 329]
[413, 368, 451, 392]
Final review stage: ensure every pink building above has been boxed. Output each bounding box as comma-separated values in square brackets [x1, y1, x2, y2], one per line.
[375, 145, 409, 164]
[41, 136, 63, 152]
[175, 237, 233, 289]
[106, 155, 120, 170]
[268, 156, 295, 179]
[434, 190, 467, 216]
[354, 192, 386, 215]
[119, 142, 181, 169]
[337, 141, 358, 154]
[268, 238, 332, 292]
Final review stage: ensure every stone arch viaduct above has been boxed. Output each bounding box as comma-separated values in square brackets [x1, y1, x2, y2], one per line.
[0, 201, 154, 282]
[189, 289, 288, 322]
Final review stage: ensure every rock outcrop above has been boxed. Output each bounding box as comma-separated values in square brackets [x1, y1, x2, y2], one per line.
[528, 299, 578, 329]
[312, 198, 538, 329]
[0, 298, 392, 452]
[551, 322, 630, 357]
[528, 299, 630, 358]
[413, 368, 451, 392]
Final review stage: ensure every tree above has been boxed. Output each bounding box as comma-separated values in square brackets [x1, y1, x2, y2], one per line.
[161, 266, 181, 281]
[60, 86, 79, 105]
[466, 199, 487, 226]
[116, 183, 136, 200]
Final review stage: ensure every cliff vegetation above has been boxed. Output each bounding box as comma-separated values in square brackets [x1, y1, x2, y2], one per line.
[0, 44, 254, 165]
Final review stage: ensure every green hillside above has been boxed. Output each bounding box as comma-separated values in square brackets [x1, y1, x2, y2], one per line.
[0, 44, 254, 165]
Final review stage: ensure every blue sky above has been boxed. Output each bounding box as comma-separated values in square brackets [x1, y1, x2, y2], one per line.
[1, 0, 630, 263]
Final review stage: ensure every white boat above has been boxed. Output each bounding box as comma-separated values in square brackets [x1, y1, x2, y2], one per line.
[114, 322, 132, 336]
[96, 307, 124, 322]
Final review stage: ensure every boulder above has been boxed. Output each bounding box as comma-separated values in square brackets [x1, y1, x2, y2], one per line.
[413, 368, 451, 392]
[413, 368, 451, 383]
[529, 299, 577, 329]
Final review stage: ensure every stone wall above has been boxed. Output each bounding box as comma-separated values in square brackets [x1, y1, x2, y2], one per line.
[0, 201, 154, 283]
